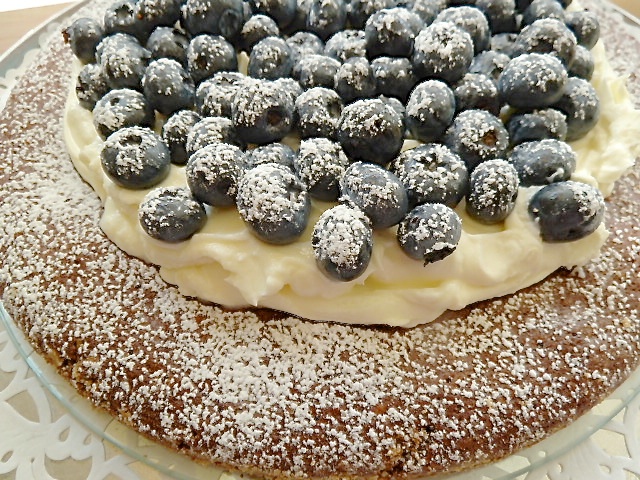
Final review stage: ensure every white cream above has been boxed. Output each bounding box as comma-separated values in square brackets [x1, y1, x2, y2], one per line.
[64, 41, 640, 327]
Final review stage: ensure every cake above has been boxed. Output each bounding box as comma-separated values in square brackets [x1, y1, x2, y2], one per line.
[1, 0, 639, 478]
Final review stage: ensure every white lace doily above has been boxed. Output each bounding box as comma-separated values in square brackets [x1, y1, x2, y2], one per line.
[0, 2, 639, 480]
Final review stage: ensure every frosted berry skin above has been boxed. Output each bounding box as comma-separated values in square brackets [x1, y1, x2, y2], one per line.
[76, 63, 109, 110]
[371, 56, 416, 102]
[231, 80, 295, 144]
[135, 0, 182, 30]
[397, 203, 462, 264]
[512, 18, 578, 65]
[474, 0, 518, 34]
[182, 0, 246, 39]
[469, 50, 511, 82]
[412, 21, 474, 84]
[444, 109, 509, 172]
[565, 10, 600, 50]
[246, 142, 297, 169]
[521, 0, 565, 26]
[185, 117, 244, 156]
[250, 0, 298, 29]
[142, 58, 195, 115]
[324, 29, 367, 62]
[104, 0, 152, 42]
[528, 181, 605, 242]
[410, 0, 447, 25]
[101, 126, 171, 189]
[63, 17, 104, 64]
[312, 204, 373, 281]
[138, 186, 207, 242]
[434, 6, 491, 55]
[390, 143, 469, 209]
[498, 53, 568, 110]
[340, 162, 409, 229]
[248, 36, 294, 79]
[99, 34, 151, 90]
[466, 159, 520, 224]
[364, 8, 421, 58]
[93, 88, 155, 139]
[186, 35, 238, 84]
[195, 72, 247, 118]
[236, 163, 311, 244]
[286, 31, 325, 64]
[186, 143, 247, 206]
[508, 139, 576, 186]
[161, 110, 202, 165]
[336, 98, 405, 166]
[307, 0, 348, 40]
[405, 80, 456, 143]
[552, 76, 600, 141]
[296, 54, 341, 88]
[506, 108, 568, 146]
[568, 45, 595, 80]
[240, 14, 280, 51]
[295, 87, 344, 139]
[346, 0, 397, 29]
[146, 27, 190, 66]
[334, 57, 377, 103]
[452, 73, 500, 116]
[294, 138, 350, 201]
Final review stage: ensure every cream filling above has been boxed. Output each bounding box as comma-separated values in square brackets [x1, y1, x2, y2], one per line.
[64, 41, 640, 327]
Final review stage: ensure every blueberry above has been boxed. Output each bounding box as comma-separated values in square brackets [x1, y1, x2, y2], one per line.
[284, 0, 314, 33]
[552, 76, 599, 141]
[567, 44, 594, 80]
[444, 109, 509, 172]
[509, 139, 576, 186]
[195, 72, 247, 118]
[186, 143, 246, 206]
[247, 142, 297, 169]
[565, 10, 600, 50]
[528, 180, 604, 242]
[186, 116, 244, 156]
[340, 162, 408, 229]
[490, 32, 519, 56]
[397, 203, 462, 264]
[286, 32, 325, 64]
[434, 6, 491, 55]
[135, 0, 182, 30]
[412, 21, 474, 84]
[307, 0, 348, 40]
[347, 0, 398, 29]
[182, 0, 245, 39]
[162, 109, 202, 165]
[250, 0, 297, 29]
[99, 34, 151, 90]
[522, 0, 565, 26]
[466, 158, 519, 224]
[469, 50, 511, 82]
[371, 56, 416, 102]
[101, 126, 171, 189]
[63, 17, 105, 64]
[336, 98, 404, 166]
[506, 108, 568, 145]
[104, 0, 153, 42]
[187, 34, 238, 85]
[390, 143, 468, 208]
[273, 77, 304, 106]
[294, 138, 350, 201]
[240, 14, 280, 52]
[498, 53, 568, 110]
[410, 0, 446, 25]
[76, 63, 110, 110]
[232, 80, 295, 144]
[324, 29, 367, 62]
[236, 163, 310, 244]
[146, 27, 189, 66]
[248, 36, 294, 80]
[142, 58, 195, 115]
[139, 186, 207, 242]
[474, 0, 518, 34]
[405, 79, 455, 143]
[378, 95, 406, 131]
[93, 88, 155, 139]
[334, 57, 377, 103]
[295, 54, 341, 89]
[364, 8, 422, 58]
[513, 18, 577, 65]
[295, 87, 344, 139]
[453, 73, 500, 116]
[312, 204, 373, 281]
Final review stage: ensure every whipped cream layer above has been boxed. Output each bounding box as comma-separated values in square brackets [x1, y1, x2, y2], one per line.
[64, 41, 640, 327]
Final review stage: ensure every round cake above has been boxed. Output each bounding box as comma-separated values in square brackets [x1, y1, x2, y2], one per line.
[0, 0, 639, 478]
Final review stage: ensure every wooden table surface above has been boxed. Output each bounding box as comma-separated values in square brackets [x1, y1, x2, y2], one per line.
[1, 1, 640, 57]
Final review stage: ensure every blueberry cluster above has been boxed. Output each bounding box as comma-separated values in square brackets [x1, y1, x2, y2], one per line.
[65, 0, 605, 281]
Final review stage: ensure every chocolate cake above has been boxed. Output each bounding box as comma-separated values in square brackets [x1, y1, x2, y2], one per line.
[0, 0, 639, 478]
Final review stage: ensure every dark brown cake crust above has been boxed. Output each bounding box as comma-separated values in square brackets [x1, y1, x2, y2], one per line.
[0, 1, 639, 478]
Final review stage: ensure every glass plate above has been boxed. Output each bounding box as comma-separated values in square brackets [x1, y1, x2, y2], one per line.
[1, 1, 639, 479]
